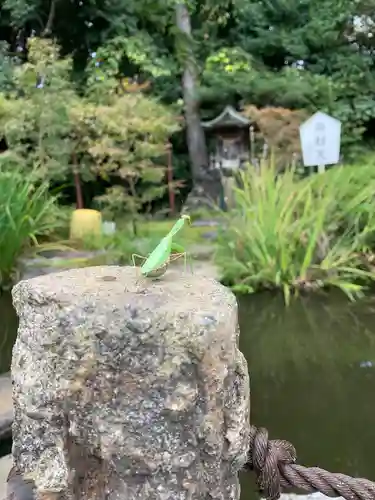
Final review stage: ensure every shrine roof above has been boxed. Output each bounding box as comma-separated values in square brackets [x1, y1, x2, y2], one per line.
[201, 105, 251, 129]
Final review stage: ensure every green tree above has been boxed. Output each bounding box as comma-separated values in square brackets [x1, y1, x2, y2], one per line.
[3, 0, 375, 186]
[228, 0, 375, 153]
[0, 38, 76, 181]
[0, 38, 180, 218]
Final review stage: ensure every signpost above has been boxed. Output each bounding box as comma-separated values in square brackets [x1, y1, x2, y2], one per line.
[299, 111, 341, 173]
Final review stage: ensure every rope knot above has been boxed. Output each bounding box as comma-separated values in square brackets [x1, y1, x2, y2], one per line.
[247, 426, 297, 500]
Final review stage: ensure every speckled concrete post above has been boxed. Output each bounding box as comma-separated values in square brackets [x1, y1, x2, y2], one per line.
[10, 266, 250, 500]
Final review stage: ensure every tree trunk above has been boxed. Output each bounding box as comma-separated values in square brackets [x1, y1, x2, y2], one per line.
[42, 0, 57, 35]
[175, 3, 221, 209]
[175, 2, 208, 181]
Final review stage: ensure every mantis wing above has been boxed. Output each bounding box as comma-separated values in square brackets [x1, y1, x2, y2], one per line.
[140, 215, 190, 275]
[141, 237, 171, 274]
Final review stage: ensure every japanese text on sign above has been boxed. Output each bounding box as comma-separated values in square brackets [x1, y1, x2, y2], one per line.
[299, 111, 341, 167]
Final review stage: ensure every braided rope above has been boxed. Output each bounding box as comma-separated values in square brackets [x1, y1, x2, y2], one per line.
[247, 425, 375, 500]
[6, 425, 375, 500]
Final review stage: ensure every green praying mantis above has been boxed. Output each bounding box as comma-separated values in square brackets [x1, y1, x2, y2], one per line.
[132, 214, 191, 279]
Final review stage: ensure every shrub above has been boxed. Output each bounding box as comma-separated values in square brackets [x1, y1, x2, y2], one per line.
[0, 169, 61, 287]
[243, 105, 308, 167]
[215, 160, 375, 303]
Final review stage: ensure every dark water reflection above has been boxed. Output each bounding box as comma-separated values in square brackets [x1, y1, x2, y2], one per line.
[0, 292, 18, 375]
[1, 290, 375, 498]
[238, 291, 375, 499]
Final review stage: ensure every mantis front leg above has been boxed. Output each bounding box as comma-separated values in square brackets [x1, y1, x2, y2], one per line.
[131, 253, 147, 268]
[132, 253, 148, 283]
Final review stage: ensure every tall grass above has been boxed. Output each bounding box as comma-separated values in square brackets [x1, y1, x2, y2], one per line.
[215, 160, 375, 303]
[0, 170, 61, 287]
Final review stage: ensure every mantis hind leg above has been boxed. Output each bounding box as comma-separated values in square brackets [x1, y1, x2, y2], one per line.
[183, 252, 194, 275]
[186, 252, 194, 274]
[168, 252, 185, 264]
[169, 252, 191, 275]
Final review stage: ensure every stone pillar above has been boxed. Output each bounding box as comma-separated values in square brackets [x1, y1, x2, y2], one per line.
[10, 266, 250, 500]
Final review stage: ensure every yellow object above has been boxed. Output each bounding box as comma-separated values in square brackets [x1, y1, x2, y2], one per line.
[69, 209, 102, 240]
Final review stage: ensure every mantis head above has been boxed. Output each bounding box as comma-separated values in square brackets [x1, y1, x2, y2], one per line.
[181, 214, 191, 225]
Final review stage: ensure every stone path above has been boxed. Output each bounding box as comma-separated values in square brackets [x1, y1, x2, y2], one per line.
[184, 261, 219, 280]
[19, 250, 114, 282]
[19, 246, 219, 280]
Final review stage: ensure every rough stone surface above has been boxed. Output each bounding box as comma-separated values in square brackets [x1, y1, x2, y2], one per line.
[0, 455, 341, 500]
[10, 265, 250, 500]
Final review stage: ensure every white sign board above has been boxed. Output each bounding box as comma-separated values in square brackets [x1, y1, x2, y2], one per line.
[299, 111, 341, 167]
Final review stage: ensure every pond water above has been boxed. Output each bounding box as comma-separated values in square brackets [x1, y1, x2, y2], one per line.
[1, 289, 375, 498]
[238, 291, 375, 498]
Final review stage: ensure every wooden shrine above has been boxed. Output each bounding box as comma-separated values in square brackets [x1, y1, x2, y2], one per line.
[201, 106, 252, 209]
